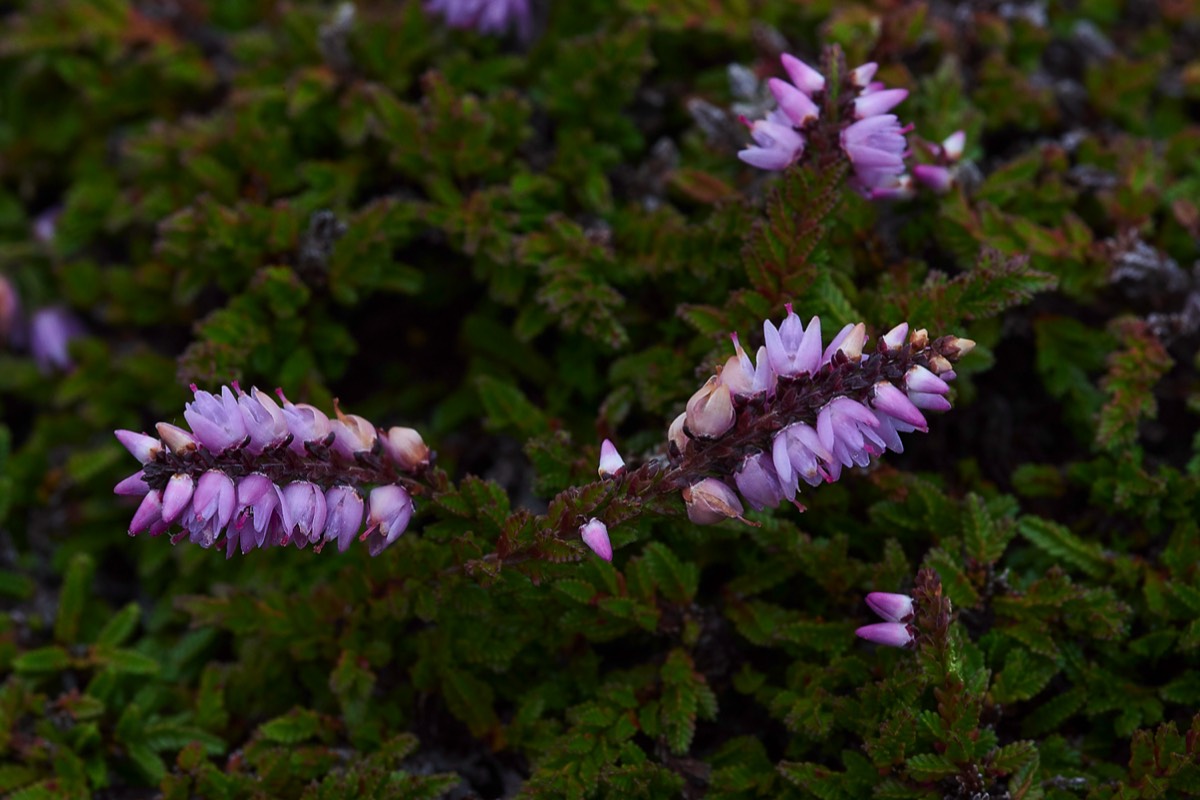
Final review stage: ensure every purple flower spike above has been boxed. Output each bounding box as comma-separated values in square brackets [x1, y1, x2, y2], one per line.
[853, 88, 908, 119]
[323, 486, 364, 553]
[114, 471, 149, 497]
[115, 430, 162, 464]
[767, 78, 820, 126]
[598, 439, 626, 478]
[426, 0, 532, 39]
[734, 452, 786, 511]
[579, 518, 612, 561]
[363, 485, 415, 556]
[872, 382, 928, 431]
[738, 114, 806, 171]
[184, 386, 247, 453]
[763, 306, 821, 377]
[282, 482, 328, 546]
[30, 306, 84, 373]
[236, 386, 289, 454]
[161, 473, 195, 525]
[130, 490, 163, 535]
[865, 592, 914, 622]
[855, 622, 913, 648]
[780, 53, 826, 95]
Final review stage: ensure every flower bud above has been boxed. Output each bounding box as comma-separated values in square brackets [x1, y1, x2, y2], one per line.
[363, 485, 414, 556]
[161, 473, 195, 525]
[941, 130, 966, 162]
[381, 426, 430, 472]
[821, 322, 867, 365]
[579, 518, 612, 561]
[865, 592, 914, 623]
[156, 422, 197, 454]
[928, 355, 954, 374]
[855, 622, 913, 648]
[908, 328, 929, 349]
[114, 430, 162, 464]
[946, 337, 976, 358]
[598, 439, 625, 478]
[682, 478, 748, 525]
[685, 376, 735, 439]
[881, 323, 909, 351]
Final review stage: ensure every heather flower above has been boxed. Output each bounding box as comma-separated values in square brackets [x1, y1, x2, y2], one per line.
[913, 164, 954, 193]
[30, 306, 84, 373]
[381, 426, 430, 472]
[841, 114, 908, 192]
[685, 376, 735, 439]
[184, 386, 247, 453]
[666, 309, 972, 522]
[856, 591, 916, 647]
[115, 385, 429, 556]
[426, 0, 532, 39]
[780, 54, 825, 95]
[767, 78, 820, 126]
[737, 113, 806, 171]
[363, 485, 415, 556]
[579, 518, 612, 561]
[598, 439, 626, 478]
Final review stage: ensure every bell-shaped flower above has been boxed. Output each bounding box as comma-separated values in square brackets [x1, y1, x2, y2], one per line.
[323, 486, 364, 553]
[184, 386, 247, 453]
[682, 478, 747, 525]
[236, 386, 289, 454]
[282, 482, 328, 547]
[363, 485, 415, 556]
[277, 390, 333, 455]
[734, 452, 786, 511]
[685, 376, 735, 439]
[331, 403, 378, 457]
[738, 112, 806, 171]
[381, 426, 430, 472]
[763, 306, 821, 377]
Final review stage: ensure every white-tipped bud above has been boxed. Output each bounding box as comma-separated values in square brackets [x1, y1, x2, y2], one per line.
[837, 323, 868, 362]
[381, 426, 430, 472]
[881, 323, 909, 351]
[942, 130, 966, 162]
[668, 412, 689, 455]
[928, 355, 954, 374]
[947, 337, 976, 358]
[598, 439, 626, 478]
[909, 328, 929, 349]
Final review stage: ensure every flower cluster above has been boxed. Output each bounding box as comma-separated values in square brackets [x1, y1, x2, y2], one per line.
[738, 52, 912, 195]
[855, 592, 916, 647]
[425, 0, 531, 39]
[115, 385, 429, 557]
[668, 306, 973, 524]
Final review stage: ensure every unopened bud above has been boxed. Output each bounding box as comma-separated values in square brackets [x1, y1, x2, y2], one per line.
[838, 323, 868, 362]
[909, 328, 929, 349]
[682, 478, 751, 526]
[579, 518, 612, 561]
[881, 323, 909, 351]
[685, 376, 735, 439]
[598, 439, 626, 478]
[947, 337, 976, 358]
[156, 422, 198, 454]
[928, 355, 953, 374]
[382, 426, 430, 472]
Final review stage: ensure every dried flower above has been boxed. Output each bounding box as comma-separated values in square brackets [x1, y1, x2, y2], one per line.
[115, 385, 428, 556]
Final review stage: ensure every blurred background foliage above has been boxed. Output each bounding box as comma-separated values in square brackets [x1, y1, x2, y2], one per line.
[1, 0, 1200, 797]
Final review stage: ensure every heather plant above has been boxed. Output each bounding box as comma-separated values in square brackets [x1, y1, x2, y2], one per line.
[2, 1, 1200, 799]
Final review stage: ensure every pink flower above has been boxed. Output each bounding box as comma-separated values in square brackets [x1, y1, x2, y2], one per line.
[579, 518, 612, 561]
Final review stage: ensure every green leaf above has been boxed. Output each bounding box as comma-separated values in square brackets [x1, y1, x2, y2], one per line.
[1017, 516, 1108, 578]
[54, 552, 95, 645]
[94, 603, 140, 647]
[259, 708, 321, 744]
[13, 646, 71, 674]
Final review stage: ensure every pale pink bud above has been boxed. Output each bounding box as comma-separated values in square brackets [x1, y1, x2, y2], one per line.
[381, 426, 430, 472]
[598, 439, 626, 478]
[865, 592, 914, 622]
[156, 422, 197, 454]
[881, 323, 909, 351]
[942, 130, 966, 162]
[579, 518, 612, 561]
[855, 622, 913, 648]
[685, 376, 735, 439]
[780, 53, 826, 95]
[114, 430, 162, 464]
